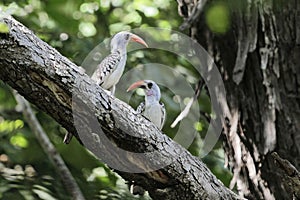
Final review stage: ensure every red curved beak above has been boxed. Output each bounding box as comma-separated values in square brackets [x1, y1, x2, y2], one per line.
[127, 80, 146, 92]
[130, 34, 148, 48]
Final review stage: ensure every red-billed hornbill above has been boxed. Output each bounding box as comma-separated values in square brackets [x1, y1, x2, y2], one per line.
[127, 80, 166, 195]
[127, 80, 166, 130]
[91, 31, 148, 95]
[63, 31, 147, 144]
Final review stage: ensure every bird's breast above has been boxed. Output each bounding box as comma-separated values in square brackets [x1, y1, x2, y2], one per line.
[143, 103, 163, 129]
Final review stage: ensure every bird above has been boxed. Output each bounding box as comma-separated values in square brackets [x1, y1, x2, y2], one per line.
[127, 80, 166, 195]
[91, 31, 148, 95]
[127, 80, 166, 130]
[63, 31, 148, 144]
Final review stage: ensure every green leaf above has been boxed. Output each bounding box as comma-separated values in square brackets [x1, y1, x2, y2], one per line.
[10, 134, 29, 148]
[206, 3, 230, 34]
[194, 121, 203, 131]
[0, 22, 9, 33]
[0, 119, 24, 133]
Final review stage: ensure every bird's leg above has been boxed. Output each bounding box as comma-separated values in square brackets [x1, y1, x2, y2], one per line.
[109, 85, 116, 96]
[101, 87, 114, 96]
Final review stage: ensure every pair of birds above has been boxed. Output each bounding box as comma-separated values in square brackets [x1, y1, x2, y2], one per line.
[64, 31, 165, 143]
[92, 31, 166, 130]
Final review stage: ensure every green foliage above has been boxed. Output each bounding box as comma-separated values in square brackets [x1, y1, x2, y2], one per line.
[0, 119, 23, 133]
[0, 22, 9, 33]
[0, 0, 232, 199]
[205, 2, 230, 34]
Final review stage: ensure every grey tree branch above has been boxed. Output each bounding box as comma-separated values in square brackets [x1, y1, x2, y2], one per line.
[13, 91, 86, 200]
[0, 15, 242, 199]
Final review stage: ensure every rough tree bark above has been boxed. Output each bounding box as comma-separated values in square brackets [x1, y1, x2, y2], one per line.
[0, 16, 242, 200]
[177, 0, 300, 199]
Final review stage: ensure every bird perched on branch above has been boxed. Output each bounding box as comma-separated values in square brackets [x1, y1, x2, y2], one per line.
[127, 80, 166, 195]
[127, 80, 166, 131]
[91, 31, 148, 95]
[63, 31, 147, 144]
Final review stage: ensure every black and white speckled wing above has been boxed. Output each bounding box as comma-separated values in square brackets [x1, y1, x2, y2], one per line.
[136, 101, 145, 114]
[159, 102, 166, 130]
[91, 52, 121, 87]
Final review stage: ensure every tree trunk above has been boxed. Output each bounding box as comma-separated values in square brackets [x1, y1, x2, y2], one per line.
[0, 16, 242, 200]
[177, 0, 300, 199]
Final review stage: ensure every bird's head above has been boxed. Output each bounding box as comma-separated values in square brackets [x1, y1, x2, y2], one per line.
[110, 31, 148, 54]
[127, 80, 161, 101]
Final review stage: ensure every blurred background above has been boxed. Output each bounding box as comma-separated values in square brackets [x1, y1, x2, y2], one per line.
[0, 0, 232, 199]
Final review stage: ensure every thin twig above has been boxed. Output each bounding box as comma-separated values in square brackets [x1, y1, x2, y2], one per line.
[171, 79, 204, 128]
[13, 91, 86, 200]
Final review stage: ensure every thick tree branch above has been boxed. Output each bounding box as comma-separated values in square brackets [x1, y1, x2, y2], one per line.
[0, 16, 241, 199]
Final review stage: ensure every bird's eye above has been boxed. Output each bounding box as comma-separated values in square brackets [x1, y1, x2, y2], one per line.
[147, 82, 153, 89]
[125, 34, 130, 40]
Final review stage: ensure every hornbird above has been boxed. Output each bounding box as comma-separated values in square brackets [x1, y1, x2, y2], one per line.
[91, 31, 148, 95]
[127, 80, 166, 130]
